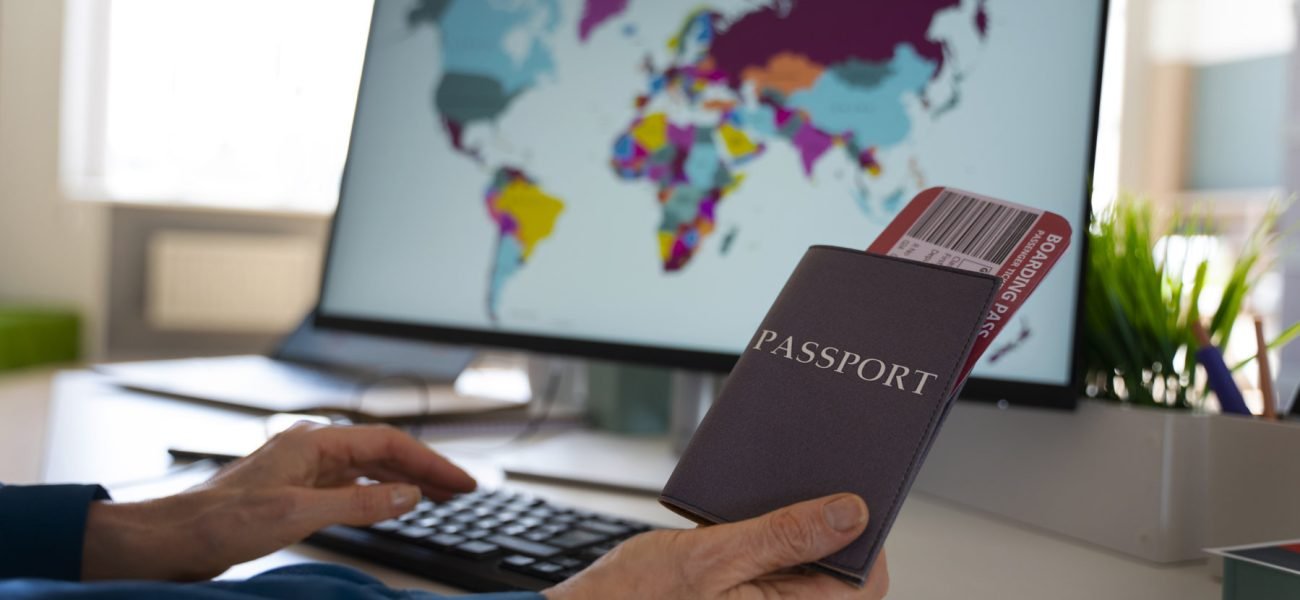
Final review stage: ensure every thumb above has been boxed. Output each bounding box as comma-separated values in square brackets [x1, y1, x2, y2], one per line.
[298, 483, 421, 528]
[720, 493, 869, 580]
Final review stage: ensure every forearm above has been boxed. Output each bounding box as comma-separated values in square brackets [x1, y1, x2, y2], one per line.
[81, 493, 225, 581]
[82, 498, 189, 579]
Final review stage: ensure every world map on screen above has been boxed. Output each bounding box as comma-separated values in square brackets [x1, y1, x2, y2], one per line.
[407, 0, 989, 321]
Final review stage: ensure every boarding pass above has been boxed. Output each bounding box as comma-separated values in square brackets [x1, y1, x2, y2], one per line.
[867, 187, 1073, 383]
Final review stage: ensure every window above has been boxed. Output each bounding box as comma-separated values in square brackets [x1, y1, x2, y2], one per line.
[61, 0, 373, 214]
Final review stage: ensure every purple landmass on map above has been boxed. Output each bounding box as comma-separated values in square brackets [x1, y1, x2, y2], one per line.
[791, 122, 833, 176]
[707, 0, 961, 86]
[578, 0, 630, 42]
[975, 0, 989, 37]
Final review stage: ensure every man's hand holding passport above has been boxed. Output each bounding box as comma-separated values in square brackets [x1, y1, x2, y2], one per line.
[660, 187, 1072, 584]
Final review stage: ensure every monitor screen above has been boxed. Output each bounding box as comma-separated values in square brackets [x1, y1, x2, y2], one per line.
[319, 0, 1106, 400]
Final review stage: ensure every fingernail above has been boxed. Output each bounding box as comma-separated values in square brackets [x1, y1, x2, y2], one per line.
[823, 495, 867, 532]
[391, 485, 418, 508]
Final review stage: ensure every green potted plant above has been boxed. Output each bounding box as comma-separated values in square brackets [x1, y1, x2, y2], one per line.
[1082, 194, 1300, 410]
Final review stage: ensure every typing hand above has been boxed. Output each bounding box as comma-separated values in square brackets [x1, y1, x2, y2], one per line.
[81, 422, 476, 581]
[544, 494, 889, 599]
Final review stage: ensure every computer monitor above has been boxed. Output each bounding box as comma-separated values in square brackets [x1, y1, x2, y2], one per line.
[317, 0, 1108, 409]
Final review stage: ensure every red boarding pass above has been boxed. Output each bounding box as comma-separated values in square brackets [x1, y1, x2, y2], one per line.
[867, 187, 1072, 383]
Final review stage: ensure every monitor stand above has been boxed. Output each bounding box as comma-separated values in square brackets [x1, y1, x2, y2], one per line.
[496, 365, 723, 496]
[670, 370, 723, 454]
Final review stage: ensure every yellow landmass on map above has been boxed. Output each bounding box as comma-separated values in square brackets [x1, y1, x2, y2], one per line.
[718, 124, 758, 158]
[657, 231, 674, 262]
[496, 180, 564, 258]
[632, 113, 669, 151]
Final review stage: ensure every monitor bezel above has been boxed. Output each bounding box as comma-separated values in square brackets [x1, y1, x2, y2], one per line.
[315, 0, 1110, 410]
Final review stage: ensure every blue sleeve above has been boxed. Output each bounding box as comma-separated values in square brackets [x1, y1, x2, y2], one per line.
[0, 563, 546, 599]
[0, 483, 112, 581]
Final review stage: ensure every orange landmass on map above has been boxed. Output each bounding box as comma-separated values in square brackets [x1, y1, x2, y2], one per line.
[739, 52, 824, 96]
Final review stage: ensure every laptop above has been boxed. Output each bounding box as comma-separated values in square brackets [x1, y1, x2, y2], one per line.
[96, 311, 529, 418]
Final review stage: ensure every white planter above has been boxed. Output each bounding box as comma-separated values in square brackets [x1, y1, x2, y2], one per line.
[915, 399, 1300, 564]
[914, 399, 1210, 562]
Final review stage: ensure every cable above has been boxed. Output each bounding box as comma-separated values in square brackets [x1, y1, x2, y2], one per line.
[419, 360, 568, 455]
[502, 359, 563, 445]
[349, 363, 562, 446]
[352, 371, 434, 435]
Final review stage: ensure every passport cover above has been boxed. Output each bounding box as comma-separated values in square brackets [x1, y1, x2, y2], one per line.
[659, 245, 999, 584]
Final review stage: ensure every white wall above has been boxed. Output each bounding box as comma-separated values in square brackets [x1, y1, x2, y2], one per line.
[0, 0, 108, 358]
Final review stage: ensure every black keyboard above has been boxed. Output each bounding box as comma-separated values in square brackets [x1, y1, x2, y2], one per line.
[306, 487, 658, 592]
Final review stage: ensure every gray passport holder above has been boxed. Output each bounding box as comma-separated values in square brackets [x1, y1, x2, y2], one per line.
[660, 246, 999, 584]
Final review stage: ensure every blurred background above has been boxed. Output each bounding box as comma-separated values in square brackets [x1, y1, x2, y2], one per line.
[1, 0, 1299, 383]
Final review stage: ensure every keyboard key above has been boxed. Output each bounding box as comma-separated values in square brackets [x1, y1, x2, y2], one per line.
[523, 531, 553, 542]
[553, 557, 583, 569]
[438, 524, 463, 534]
[415, 500, 434, 512]
[371, 519, 404, 532]
[496, 512, 520, 523]
[499, 524, 528, 536]
[461, 529, 491, 540]
[548, 529, 607, 549]
[578, 520, 631, 536]
[516, 517, 543, 528]
[476, 518, 501, 530]
[486, 534, 561, 558]
[500, 554, 535, 569]
[397, 526, 435, 539]
[528, 562, 567, 582]
[578, 546, 608, 560]
[453, 540, 500, 558]
[549, 514, 577, 525]
[415, 517, 441, 528]
[427, 534, 466, 549]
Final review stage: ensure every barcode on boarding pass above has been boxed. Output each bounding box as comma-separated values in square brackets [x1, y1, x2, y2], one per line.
[899, 190, 1039, 270]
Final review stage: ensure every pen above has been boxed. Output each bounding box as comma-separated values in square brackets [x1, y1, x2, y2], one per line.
[1192, 320, 1252, 416]
[1254, 316, 1278, 420]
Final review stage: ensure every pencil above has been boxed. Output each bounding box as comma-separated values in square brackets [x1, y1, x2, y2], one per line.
[1255, 316, 1278, 420]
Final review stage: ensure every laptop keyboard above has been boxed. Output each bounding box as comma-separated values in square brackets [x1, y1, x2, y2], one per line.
[307, 487, 657, 591]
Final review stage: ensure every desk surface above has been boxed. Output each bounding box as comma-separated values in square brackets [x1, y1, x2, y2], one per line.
[0, 370, 1221, 599]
